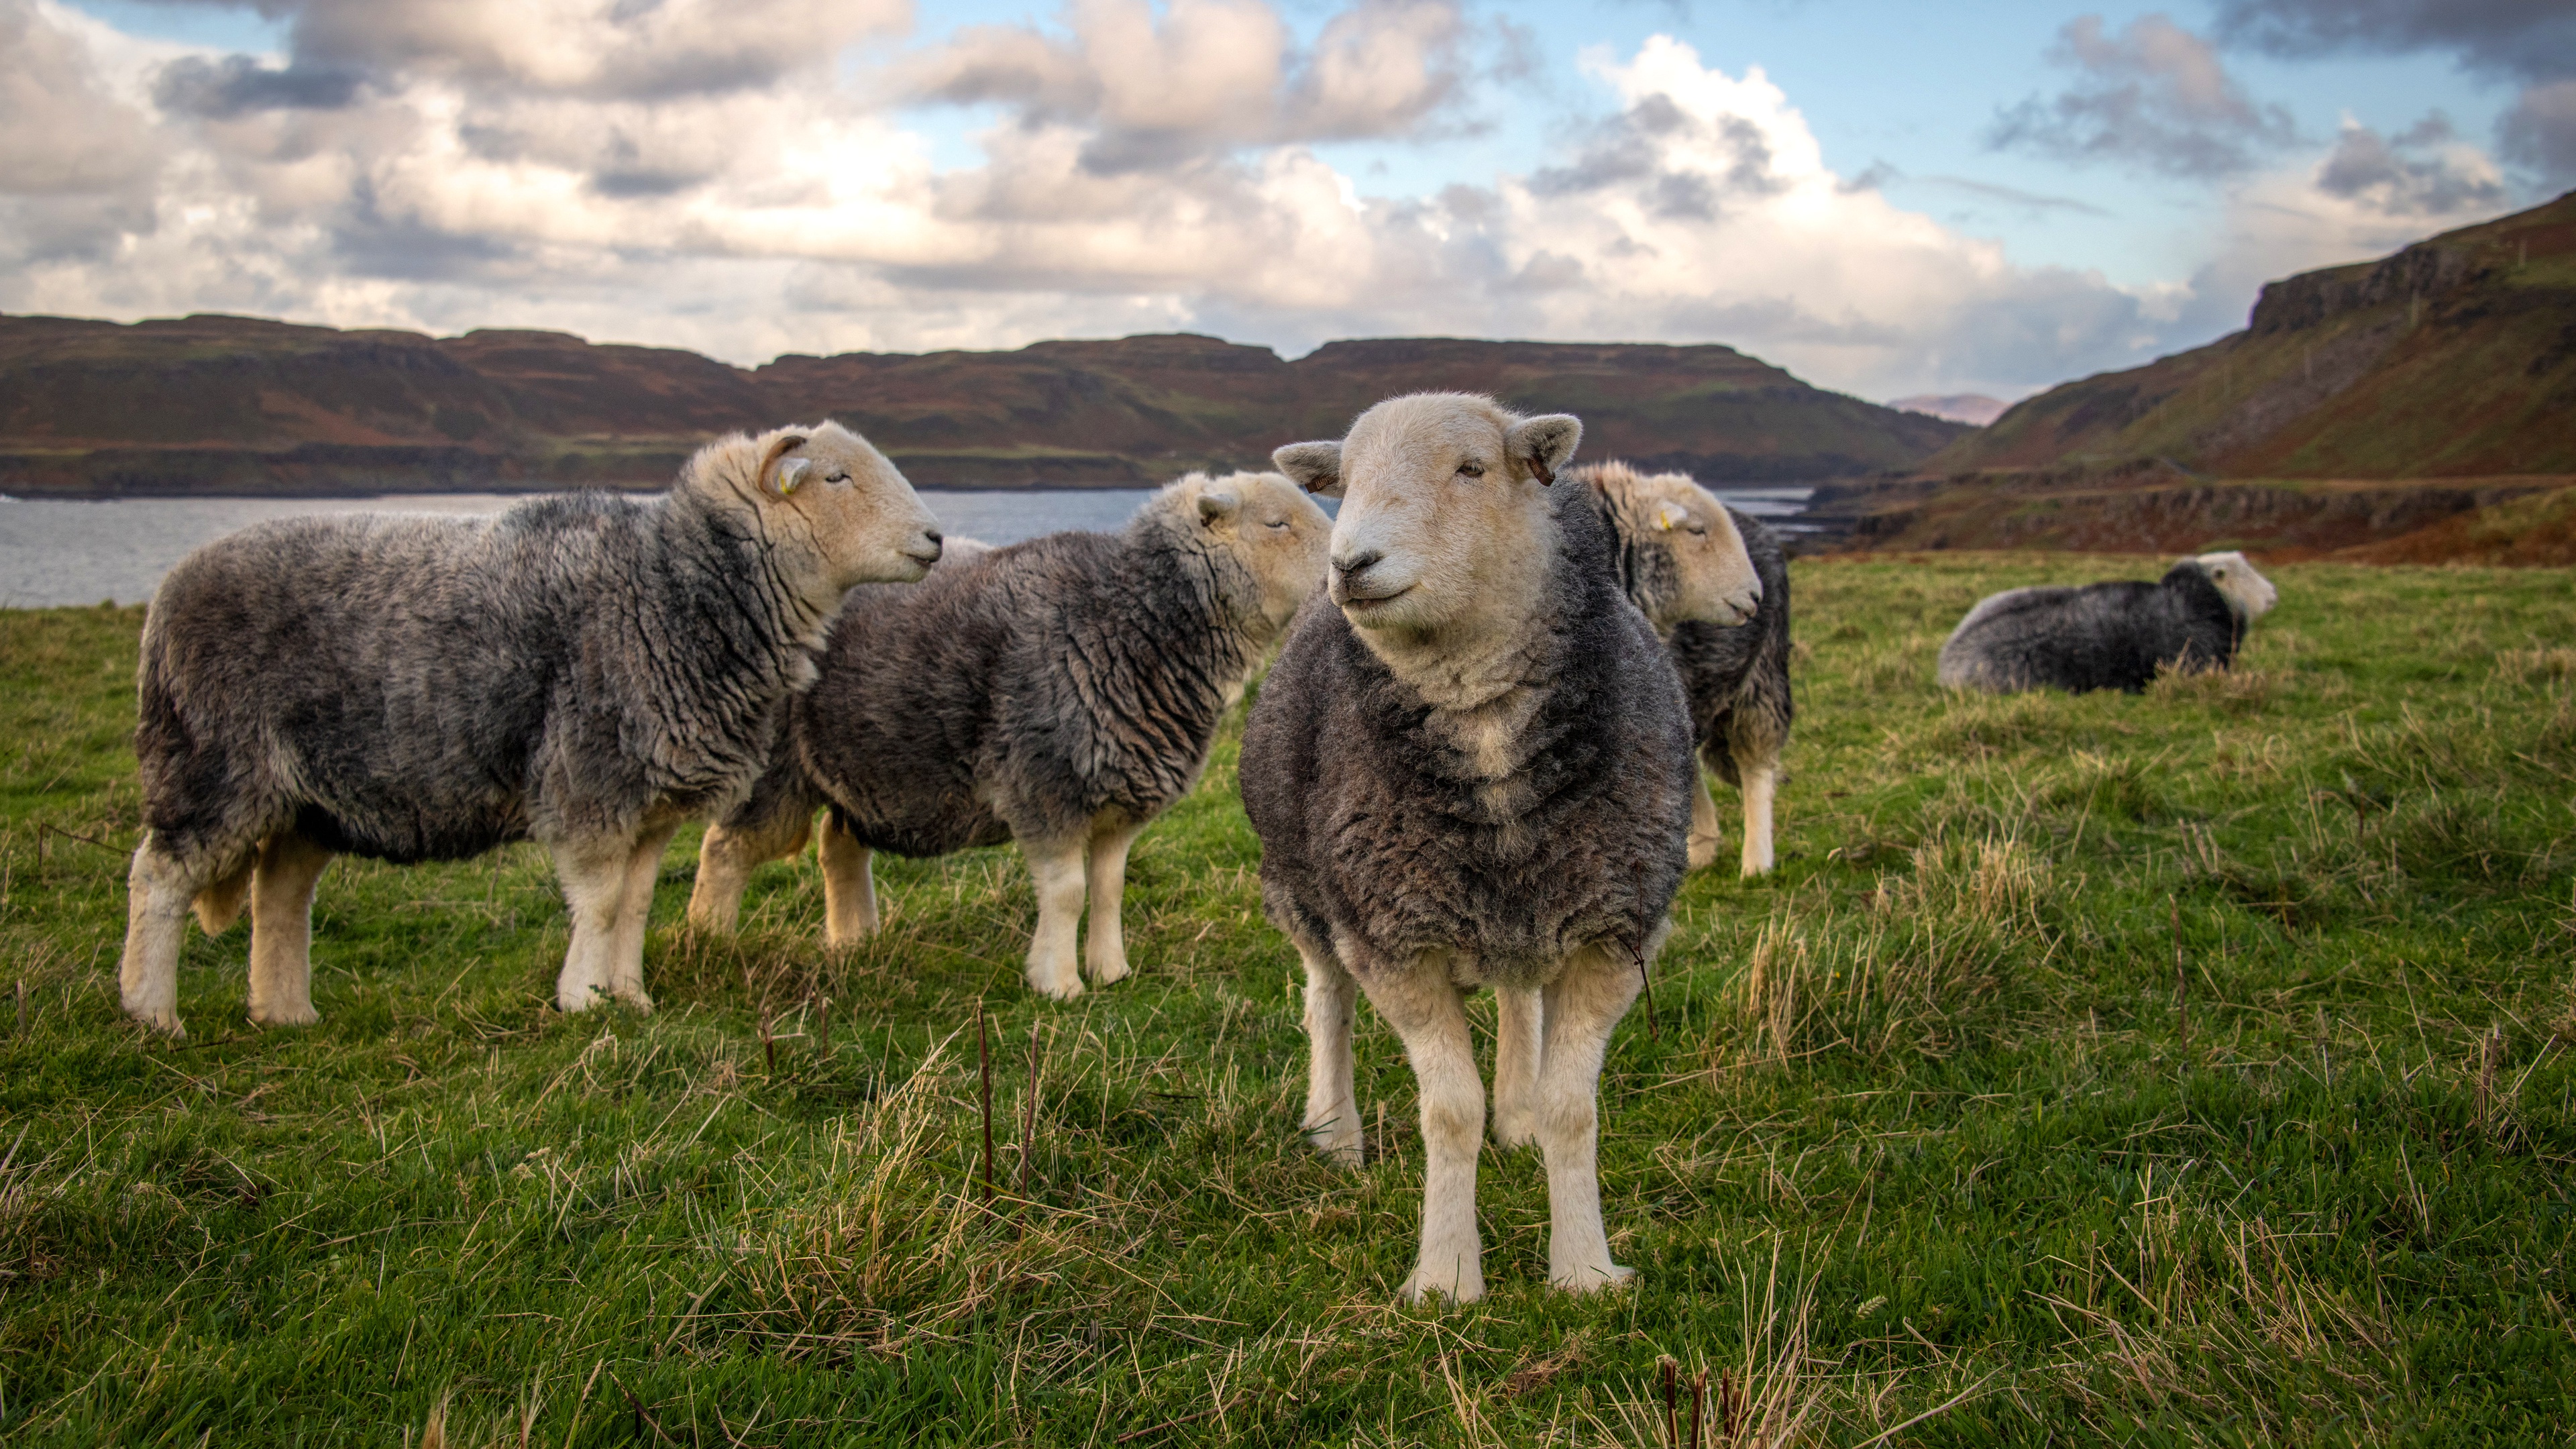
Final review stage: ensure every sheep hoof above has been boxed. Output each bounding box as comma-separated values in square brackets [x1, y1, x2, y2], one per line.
[1686, 833, 1721, 871]
[250, 1004, 321, 1027]
[1307, 1127, 1363, 1167]
[1087, 954, 1131, 988]
[1551, 1261, 1636, 1295]
[1026, 969, 1085, 1002]
[129, 1008, 186, 1038]
[1399, 1265, 1485, 1305]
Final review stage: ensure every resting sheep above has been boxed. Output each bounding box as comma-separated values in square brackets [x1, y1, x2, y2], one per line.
[1937, 551, 2277, 695]
[1244, 394, 1694, 1303]
[1573, 461, 1793, 877]
[119, 422, 942, 1036]
[686, 471, 1331, 1000]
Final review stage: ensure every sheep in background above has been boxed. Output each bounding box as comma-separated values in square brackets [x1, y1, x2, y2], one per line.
[1572, 461, 1793, 877]
[1937, 551, 2278, 695]
[119, 422, 943, 1036]
[1246, 394, 1694, 1303]
[686, 471, 1331, 1000]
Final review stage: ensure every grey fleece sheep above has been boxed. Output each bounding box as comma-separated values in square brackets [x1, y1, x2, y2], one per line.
[1248, 393, 1695, 1303]
[1574, 461, 1794, 877]
[1937, 551, 2278, 694]
[118, 421, 944, 1036]
[688, 471, 1330, 1000]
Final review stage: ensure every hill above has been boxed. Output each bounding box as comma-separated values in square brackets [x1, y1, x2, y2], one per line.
[1888, 393, 2008, 427]
[0, 317, 1964, 496]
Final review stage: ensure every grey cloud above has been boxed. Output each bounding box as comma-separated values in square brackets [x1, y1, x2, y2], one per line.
[1527, 94, 1778, 203]
[2500, 80, 2576, 184]
[154, 55, 365, 118]
[2316, 113, 2508, 213]
[1915, 175, 2114, 217]
[2211, 0, 2576, 84]
[1988, 13, 2298, 178]
[0, 0, 164, 199]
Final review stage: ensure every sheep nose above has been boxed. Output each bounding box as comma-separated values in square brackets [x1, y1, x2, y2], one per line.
[922, 529, 943, 548]
[1334, 549, 1382, 579]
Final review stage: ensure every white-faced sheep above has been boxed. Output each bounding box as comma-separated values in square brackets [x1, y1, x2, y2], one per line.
[686, 471, 1331, 1000]
[1572, 461, 1794, 877]
[1937, 551, 2278, 695]
[119, 422, 942, 1036]
[1243, 394, 1695, 1303]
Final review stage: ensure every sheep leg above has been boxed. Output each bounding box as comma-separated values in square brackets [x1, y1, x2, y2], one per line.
[193, 857, 255, 936]
[551, 836, 633, 1014]
[1538, 936, 1652, 1293]
[605, 822, 681, 1012]
[119, 835, 205, 1036]
[1686, 767, 1723, 871]
[1020, 835, 1089, 1001]
[246, 831, 333, 1027]
[1297, 936, 1363, 1167]
[1491, 986, 1546, 1148]
[1362, 955, 1486, 1304]
[1739, 756, 1779, 878]
[1082, 817, 1147, 987]
[686, 810, 812, 933]
[817, 814, 878, 947]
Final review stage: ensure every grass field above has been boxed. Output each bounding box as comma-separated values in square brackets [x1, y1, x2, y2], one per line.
[3, 555, 2573, 1446]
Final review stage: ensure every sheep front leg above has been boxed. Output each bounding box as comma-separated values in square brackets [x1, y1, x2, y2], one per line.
[119, 835, 203, 1036]
[1491, 986, 1546, 1148]
[246, 831, 333, 1026]
[1297, 936, 1362, 1166]
[686, 811, 812, 933]
[1686, 768, 1723, 871]
[1362, 955, 1486, 1304]
[1537, 936, 1652, 1293]
[1083, 817, 1147, 988]
[1739, 757, 1779, 878]
[817, 814, 877, 947]
[551, 837, 633, 1014]
[1020, 835, 1089, 1001]
[605, 822, 681, 1012]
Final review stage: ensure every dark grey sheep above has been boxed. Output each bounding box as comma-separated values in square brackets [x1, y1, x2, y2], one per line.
[1572, 460, 1794, 877]
[1937, 551, 2278, 694]
[687, 471, 1330, 1000]
[117, 421, 943, 1036]
[1248, 392, 1694, 1303]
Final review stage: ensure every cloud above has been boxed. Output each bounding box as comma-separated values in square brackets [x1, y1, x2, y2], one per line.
[0, 0, 166, 262]
[1913, 175, 2115, 217]
[1988, 13, 2298, 178]
[2499, 79, 2576, 184]
[2316, 112, 2509, 214]
[2211, 0, 2576, 85]
[154, 54, 364, 117]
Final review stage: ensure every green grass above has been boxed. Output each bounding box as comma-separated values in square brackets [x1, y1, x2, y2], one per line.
[3, 557, 2575, 1446]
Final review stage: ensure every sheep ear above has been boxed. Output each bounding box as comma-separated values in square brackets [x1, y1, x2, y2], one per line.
[759, 432, 810, 498]
[1507, 414, 1580, 485]
[1652, 500, 1687, 533]
[1272, 441, 1343, 498]
[1195, 489, 1240, 525]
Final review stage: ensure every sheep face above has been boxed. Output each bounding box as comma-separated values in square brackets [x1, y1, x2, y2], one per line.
[1273, 392, 1581, 641]
[745, 421, 945, 595]
[2192, 551, 2278, 624]
[1578, 462, 1762, 631]
[1181, 470, 1333, 634]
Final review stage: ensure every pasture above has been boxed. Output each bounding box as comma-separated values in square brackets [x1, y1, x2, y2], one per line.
[1, 554, 2571, 1446]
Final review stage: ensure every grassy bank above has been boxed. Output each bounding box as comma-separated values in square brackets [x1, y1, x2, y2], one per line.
[3, 555, 2573, 1446]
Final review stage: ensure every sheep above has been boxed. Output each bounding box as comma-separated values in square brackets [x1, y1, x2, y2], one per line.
[117, 422, 943, 1036]
[1243, 393, 1695, 1303]
[686, 471, 1332, 1000]
[1937, 551, 2279, 695]
[1572, 461, 1794, 877]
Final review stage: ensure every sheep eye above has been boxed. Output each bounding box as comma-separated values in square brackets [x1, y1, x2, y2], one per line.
[1456, 461, 1485, 478]
[1684, 523, 1708, 537]
[1265, 519, 1290, 530]
[826, 470, 851, 485]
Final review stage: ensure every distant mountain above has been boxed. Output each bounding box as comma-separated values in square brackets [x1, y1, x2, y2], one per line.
[0, 318, 1965, 496]
[1888, 394, 2009, 427]
[1931, 190, 2576, 479]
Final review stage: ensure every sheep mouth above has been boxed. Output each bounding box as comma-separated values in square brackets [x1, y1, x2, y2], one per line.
[901, 549, 943, 568]
[1337, 584, 1412, 612]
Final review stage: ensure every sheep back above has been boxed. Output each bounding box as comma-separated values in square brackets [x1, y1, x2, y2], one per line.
[1937, 561, 2241, 694]
[136, 489, 810, 867]
[1668, 506, 1793, 782]
[1240, 486, 1693, 986]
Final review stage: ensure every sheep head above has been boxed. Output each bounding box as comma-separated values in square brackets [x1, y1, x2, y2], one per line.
[1272, 392, 1581, 642]
[2191, 551, 2277, 624]
[1574, 461, 1762, 631]
[704, 421, 945, 598]
[1169, 470, 1332, 637]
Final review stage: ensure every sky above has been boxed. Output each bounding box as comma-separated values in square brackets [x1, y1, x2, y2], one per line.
[1, 0, 2568, 402]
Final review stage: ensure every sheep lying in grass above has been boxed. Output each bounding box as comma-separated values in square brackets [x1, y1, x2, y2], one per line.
[1573, 461, 1793, 877]
[1244, 394, 1694, 1303]
[1937, 551, 2278, 695]
[119, 423, 943, 1036]
[686, 472, 1330, 1000]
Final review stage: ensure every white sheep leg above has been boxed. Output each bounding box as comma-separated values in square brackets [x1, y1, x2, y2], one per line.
[246, 832, 333, 1026]
[1686, 767, 1723, 871]
[1297, 936, 1363, 1166]
[1739, 757, 1779, 878]
[1021, 835, 1089, 1001]
[686, 811, 812, 933]
[1082, 818, 1146, 987]
[1491, 986, 1546, 1148]
[604, 822, 680, 1011]
[551, 836, 633, 1014]
[818, 814, 878, 947]
[119, 835, 201, 1036]
[1538, 938, 1650, 1293]
[1362, 955, 1486, 1304]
